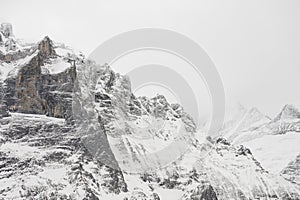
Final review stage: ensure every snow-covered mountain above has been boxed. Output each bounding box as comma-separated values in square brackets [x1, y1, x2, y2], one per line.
[219, 104, 271, 141]
[0, 23, 299, 199]
[221, 104, 300, 144]
[274, 104, 300, 121]
[219, 103, 300, 188]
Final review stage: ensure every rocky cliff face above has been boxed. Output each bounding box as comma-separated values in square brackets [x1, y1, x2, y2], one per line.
[0, 24, 130, 199]
[72, 60, 197, 172]
[282, 154, 300, 185]
[182, 184, 218, 200]
[0, 113, 128, 199]
[2, 36, 76, 120]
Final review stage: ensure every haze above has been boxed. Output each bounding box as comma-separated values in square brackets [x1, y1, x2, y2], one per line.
[1, 0, 300, 118]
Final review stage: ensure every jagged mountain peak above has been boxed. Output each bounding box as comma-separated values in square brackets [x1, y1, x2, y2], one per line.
[0, 23, 13, 38]
[247, 106, 271, 121]
[38, 36, 56, 58]
[0, 23, 37, 59]
[38, 36, 55, 56]
[0, 23, 18, 53]
[226, 103, 268, 121]
[248, 107, 261, 115]
[274, 104, 300, 121]
[221, 103, 270, 138]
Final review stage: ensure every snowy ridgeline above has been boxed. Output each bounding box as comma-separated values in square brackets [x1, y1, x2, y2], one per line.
[219, 103, 300, 183]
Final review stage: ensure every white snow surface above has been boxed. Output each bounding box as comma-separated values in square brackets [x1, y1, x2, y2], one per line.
[243, 131, 300, 174]
[0, 51, 38, 80]
[41, 57, 71, 74]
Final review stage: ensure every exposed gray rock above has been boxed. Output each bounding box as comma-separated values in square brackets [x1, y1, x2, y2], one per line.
[182, 184, 218, 200]
[282, 154, 300, 185]
[0, 82, 9, 118]
[38, 36, 56, 58]
[2, 37, 75, 121]
[0, 23, 13, 38]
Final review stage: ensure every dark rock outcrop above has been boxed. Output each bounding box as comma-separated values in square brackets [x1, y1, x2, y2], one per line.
[187, 184, 218, 200]
[2, 37, 75, 121]
[38, 36, 56, 58]
[282, 154, 300, 185]
[0, 82, 9, 118]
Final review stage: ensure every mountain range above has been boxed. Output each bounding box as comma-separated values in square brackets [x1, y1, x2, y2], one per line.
[0, 23, 299, 200]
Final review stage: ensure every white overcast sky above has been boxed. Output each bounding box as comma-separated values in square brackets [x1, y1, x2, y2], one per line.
[1, 0, 300, 118]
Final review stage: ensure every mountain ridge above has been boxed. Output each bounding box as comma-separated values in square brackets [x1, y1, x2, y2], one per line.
[0, 23, 299, 199]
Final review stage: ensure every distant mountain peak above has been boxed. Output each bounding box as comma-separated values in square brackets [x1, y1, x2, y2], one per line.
[274, 104, 300, 121]
[248, 107, 260, 114]
[248, 107, 271, 120]
[220, 104, 271, 141]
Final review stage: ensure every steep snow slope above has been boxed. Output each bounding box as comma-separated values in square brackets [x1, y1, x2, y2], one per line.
[129, 138, 300, 199]
[242, 132, 300, 174]
[220, 104, 300, 187]
[73, 61, 196, 173]
[219, 104, 271, 141]
[282, 154, 300, 185]
[224, 104, 300, 144]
